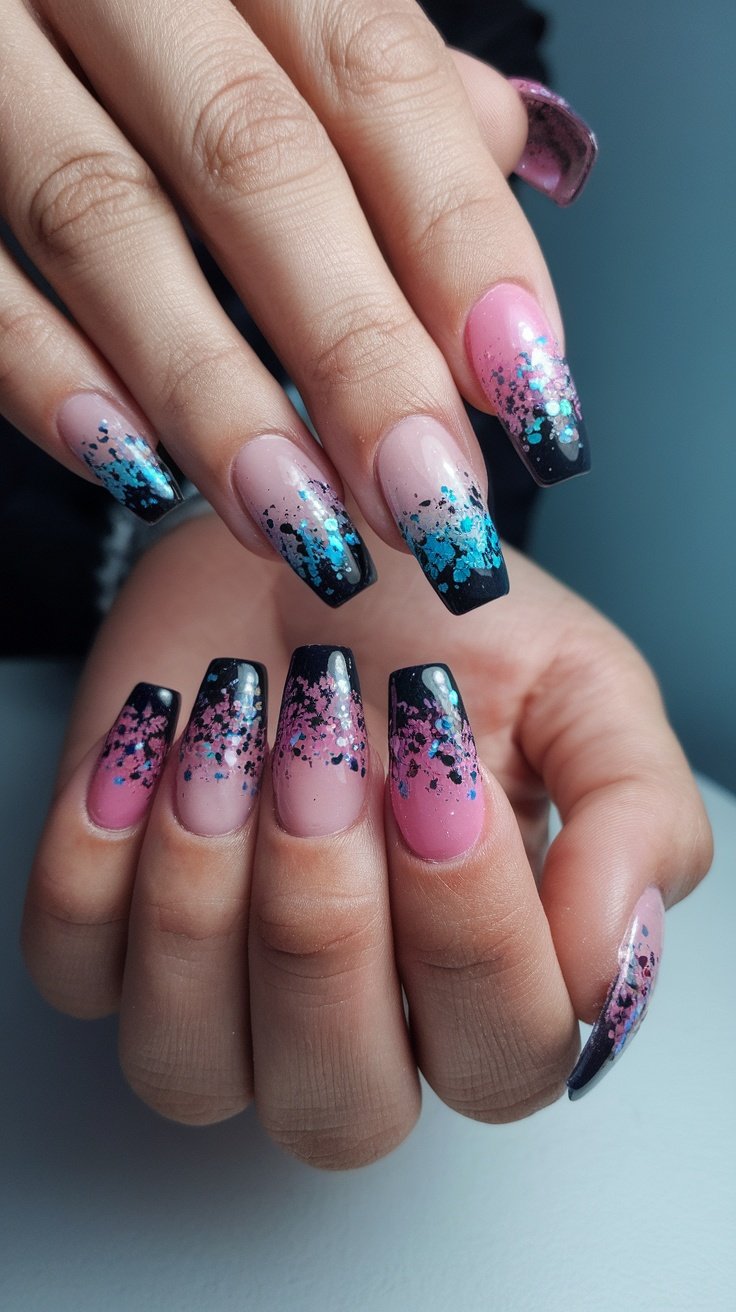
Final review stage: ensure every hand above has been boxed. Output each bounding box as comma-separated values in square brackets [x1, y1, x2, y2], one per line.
[21, 514, 711, 1165]
[1, 0, 595, 613]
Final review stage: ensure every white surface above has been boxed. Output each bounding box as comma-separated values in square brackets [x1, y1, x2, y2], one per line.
[1, 662, 734, 1311]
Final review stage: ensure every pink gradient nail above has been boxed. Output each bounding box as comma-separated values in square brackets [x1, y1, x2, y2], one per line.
[466, 283, 589, 485]
[510, 79, 598, 207]
[272, 646, 367, 837]
[232, 436, 375, 607]
[388, 664, 484, 862]
[377, 416, 508, 614]
[176, 659, 267, 837]
[57, 393, 181, 522]
[87, 683, 180, 830]
[568, 886, 666, 1100]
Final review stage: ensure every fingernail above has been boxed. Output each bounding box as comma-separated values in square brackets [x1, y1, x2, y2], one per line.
[57, 393, 182, 523]
[377, 417, 508, 614]
[466, 283, 589, 485]
[233, 436, 376, 607]
[273, 645, 367, 837]
[567, 886, 665, 1101]
[176, 659, 267, 836]
[388, 663, 484, 861]
[510, 78, 598, 206]
[87, 683, 180, 830]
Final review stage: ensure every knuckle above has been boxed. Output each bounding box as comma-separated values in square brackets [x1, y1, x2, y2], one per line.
[26, 149, 160, 259]
[254, 890, 380, 982]
[121, 1057, 251, 1126]
[324, 2, 446, 104]
[0, 305, 56, 388]
[308, 298, 419, 394]
[439, 1067, 567, 1124]
[154, 337, 247, 427]
[409, 903, 528, 991]
[188, 67, 328, 199]
[408, 186, 500, 265]
[136, 889, 245, 948]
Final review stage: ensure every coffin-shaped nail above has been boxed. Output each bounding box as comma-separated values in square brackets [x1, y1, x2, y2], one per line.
[466, 283, 589, 485]
[58, 393, 182, 523]
[567, 886, 665, 1100]
[233, 436, 376, 607]
[510, 78, 598, 206]
[388, 663, 484, 861]
[273, 645, 367, 837]
[176, 659, 267, 836]
[378, 416, 508, 614]
[87, 683, 180, 830]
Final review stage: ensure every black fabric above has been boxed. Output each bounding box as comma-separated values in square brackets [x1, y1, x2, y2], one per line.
[0, 0, 549, 657]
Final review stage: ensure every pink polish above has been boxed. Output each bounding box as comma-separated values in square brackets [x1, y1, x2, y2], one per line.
[57, 393, 181, 522]
[388, 664, 484, 862]
[377, 416, 508, 614]
[232, 436, 376, 607]
[87, 683, 180, 830]
[176, 659, 267, 837]
[568, 886, 666, 1100]
[272, 646, 367, 837]
[466, 282, 589, 485]
[510, 79, 598, 207]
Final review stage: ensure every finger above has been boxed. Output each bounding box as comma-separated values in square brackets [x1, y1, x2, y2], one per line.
[450, 53, 598, 205]
[118, 660, 267, 1125]
[42, 0, 509, 615]
[519, 615, 713, 1099]
[249, 646, 419, 1169]
[0, 4, 375, 605]
[386, 663, 578, 1121]
[244, 0, 591, 486]
[22, 682, 180, 1018]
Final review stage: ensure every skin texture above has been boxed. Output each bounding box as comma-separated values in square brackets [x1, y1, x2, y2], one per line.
[0, 0, 594, 612]
[21, 514, 713, 1164]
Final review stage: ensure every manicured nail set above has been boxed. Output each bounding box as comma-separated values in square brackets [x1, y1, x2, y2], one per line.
[87, 648, 662, 1102]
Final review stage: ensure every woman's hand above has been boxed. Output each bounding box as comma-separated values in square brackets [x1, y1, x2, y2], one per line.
[21, 514, 712, 1165]
[0, 0, 595, 613]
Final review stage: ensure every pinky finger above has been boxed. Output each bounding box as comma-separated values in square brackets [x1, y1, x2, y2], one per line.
[0, 242, 181, 522]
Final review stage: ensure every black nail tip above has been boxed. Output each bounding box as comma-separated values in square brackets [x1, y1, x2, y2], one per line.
[523, 420, 592, 487]
[125, 682, 181, 742]
[286, 644, 360, 694]
[195, 658, 268, 703]
[388, 662, 468, 722]
[131, 478, 184, 524]
[436, 559, 510, 615]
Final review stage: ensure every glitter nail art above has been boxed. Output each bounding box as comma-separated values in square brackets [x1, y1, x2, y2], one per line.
[176, 658, 267, 836]
[233, 436, 376, 607]
[567, 887, 665, 1100]
[58, 394, 182, 523]
[510, 78, 598, 207]
[87, 682, 180, 830]
[273, 645, 367, 836]
[466, 283, 589, 485]
[388, 663, 484, 861]
[378, 417, 508, 614]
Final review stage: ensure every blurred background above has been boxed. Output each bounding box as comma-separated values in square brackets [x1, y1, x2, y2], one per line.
[523, 0, 736, 791]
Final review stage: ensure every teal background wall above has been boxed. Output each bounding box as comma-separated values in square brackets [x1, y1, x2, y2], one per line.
[524, 1, 735, 789]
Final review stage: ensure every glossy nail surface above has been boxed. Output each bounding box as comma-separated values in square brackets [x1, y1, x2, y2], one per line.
[58, 393, 182, 522]
[389, 664, 484, 861]
[510, 78, 598, 206]
[88, 683, 180, 830]
[273, 646, 367, 837]
[567, 886, 665, 1101]
[233, 436, 376, 607]
[466, 283, 589, 485]
[378, 417, 508, 614]
[176, 659, 267, 837]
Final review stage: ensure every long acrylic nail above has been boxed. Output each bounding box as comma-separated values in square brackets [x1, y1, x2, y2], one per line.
[176, 659, 267, 837]
[87, 683, 180, 830]
[466, 283, 589, 485]
[233, 436, 376, 607]
[510, 78, 598, 206]
[378, 417, 508, 614]
[567, 886, 665, 1101]
[57, 393, 182, 523]
[389, 664, 484, 861]
[273, 646, 367, 837]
